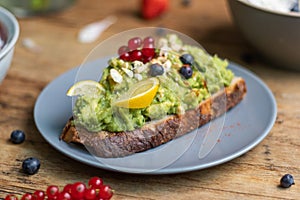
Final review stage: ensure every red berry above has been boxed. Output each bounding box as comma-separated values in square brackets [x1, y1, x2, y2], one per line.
[142, 48, 156, 61]
[98, 185, 113, 199]
[143, 43, 155, 49]
[21, 193, 33, 200]
[62, 184, 73, 194]
[84, 188, 97, 200]
[95, 198, 109, 200]
[88, 176, 103, 189]
[142, 0, 169, 20]
[143, 37, 155, 48]
[5, 194, 18, 200]
[46, 185, 59, 200]
[118, 45, 130, 56]
[128, 37, 143, 50]
[130, 50, 143, 61]
[57, 191, 71, 200]
[70, 182, 86, 199]
[33, 190, 45, 200]
[119, 52, 131, 61]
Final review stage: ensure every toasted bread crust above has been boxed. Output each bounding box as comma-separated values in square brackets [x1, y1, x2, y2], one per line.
[60, 77, 247, 158]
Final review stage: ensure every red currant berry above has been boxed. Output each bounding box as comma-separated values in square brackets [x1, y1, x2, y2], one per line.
[143, 43, 155, 49]
[118, 45, 130, 56]
[130, 50, 143, 62]
[70, 182, 86, 199]
[84, 188, 97, 200]
[5, 194, 18, 200]
[62, 184, 73, 194]
[98, 185, 113, 199]
[88, 176, 103, 189]
[142, 48, 156, 62]
[21, 193, 33, 200]
[95, 198, 109, 200]
[46, 185, 59, 200]
[143, 36, 155, 48]
[128, 37, 142, 50]
[57, 191, 71, 200]
[119, 52, 131, 62]
[33, 190, 45, 200]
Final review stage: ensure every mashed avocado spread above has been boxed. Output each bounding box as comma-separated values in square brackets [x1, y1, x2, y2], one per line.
[72, 34, 234, 132]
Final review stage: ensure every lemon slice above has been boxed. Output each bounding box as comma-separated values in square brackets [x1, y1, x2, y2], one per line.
[66, 80, 104, 97]
[113, 78, 159, 108]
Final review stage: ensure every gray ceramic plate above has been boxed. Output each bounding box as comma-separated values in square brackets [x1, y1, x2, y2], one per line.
[34, 60, 277, 174]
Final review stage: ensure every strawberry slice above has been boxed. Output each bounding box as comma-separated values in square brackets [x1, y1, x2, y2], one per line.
[142, 0, 169, 20]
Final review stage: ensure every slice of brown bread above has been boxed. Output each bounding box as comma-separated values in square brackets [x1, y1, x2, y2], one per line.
[60, 77, 247, 158]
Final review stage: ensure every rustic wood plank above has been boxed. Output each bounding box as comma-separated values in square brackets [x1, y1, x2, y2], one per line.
[0, 0, 299, 199]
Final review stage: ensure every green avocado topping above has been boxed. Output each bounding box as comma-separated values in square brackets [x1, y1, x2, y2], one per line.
[72, 34, 234, 132]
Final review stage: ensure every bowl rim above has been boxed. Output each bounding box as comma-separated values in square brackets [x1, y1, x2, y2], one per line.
[0, 7, 20, 59]
[235, 0, 300, 18]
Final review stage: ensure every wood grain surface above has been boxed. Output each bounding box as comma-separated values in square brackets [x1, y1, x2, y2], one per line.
[0, 0, 300, 199]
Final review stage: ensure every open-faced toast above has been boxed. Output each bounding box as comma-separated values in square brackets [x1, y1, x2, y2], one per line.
[60, 34, 247, 158]
[61, 77, 246, 158]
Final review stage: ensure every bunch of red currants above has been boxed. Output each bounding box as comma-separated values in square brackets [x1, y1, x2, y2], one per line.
[4, 177, 113, 200]
[118, 36, 157, 63]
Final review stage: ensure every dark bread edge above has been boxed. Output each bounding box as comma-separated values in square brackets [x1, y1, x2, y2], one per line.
[60, 77, 247, 158]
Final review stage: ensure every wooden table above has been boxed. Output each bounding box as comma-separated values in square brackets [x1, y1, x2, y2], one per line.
[1, 0, 299, 199]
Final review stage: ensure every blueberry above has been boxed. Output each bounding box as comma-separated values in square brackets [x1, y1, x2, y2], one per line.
[149, 63, 164, 77]
[22, 157, 40, 175]
[291, 2, 299, 12]
[10, 130, 25, 144]
[180, 54, 194, 65]
[179, 65, 193, 79]
[280, 174, 295, 188]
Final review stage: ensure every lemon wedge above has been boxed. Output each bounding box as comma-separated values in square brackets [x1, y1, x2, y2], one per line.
[66, 80, 104, 97]
[113, 78, 159, 109]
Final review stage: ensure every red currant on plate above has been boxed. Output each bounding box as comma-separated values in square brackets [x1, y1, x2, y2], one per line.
[128, 37, 143, 50]
[118, 45, 130, 56]
[130, 50, 143, 62]
[120, 52, 131, 62]
[142, 48, 156, 63]
[143, 36, 155, 48]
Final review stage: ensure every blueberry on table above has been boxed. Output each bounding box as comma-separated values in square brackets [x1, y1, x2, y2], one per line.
[10, 130, 25, 144]
[280, 174, 295, 188]
[22, 157, 40, 175]
[180, 54, 194, 65]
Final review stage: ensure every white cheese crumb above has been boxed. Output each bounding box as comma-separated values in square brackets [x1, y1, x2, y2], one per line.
[121, 68, 134, 78]
[134, 73, 143, 81]
[110, 68, 123, 83]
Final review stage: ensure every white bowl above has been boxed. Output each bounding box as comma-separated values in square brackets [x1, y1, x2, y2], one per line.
[227, 0, 300, 70]
[0, 7, 19, 83]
